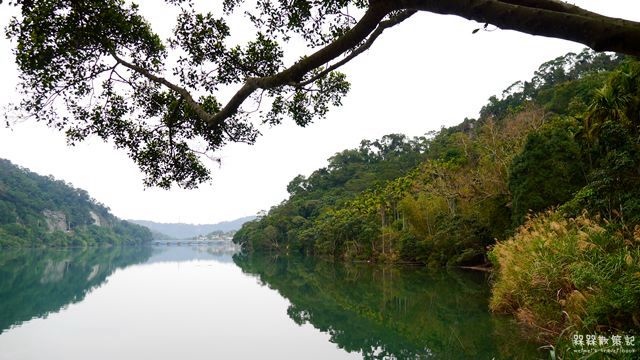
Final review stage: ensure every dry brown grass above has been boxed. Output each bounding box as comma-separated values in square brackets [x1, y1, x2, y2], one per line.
[489, 210, 640, 342]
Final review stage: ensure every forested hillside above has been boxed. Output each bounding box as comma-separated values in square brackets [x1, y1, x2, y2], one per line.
[234, 49, 626, 264]
[234, 49, 640, 346]
[0, 159, 152, 247]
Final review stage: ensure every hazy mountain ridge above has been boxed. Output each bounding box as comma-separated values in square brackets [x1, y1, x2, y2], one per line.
[129, 216, 256, 239]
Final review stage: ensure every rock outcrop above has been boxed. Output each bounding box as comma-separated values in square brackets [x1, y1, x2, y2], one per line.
[42, 210, 68, 232]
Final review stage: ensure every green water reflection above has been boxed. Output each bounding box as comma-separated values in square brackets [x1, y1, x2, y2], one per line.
[0, 247, 542, 359]
[0, 246, 152, 334]
[235, 253, 542, 359]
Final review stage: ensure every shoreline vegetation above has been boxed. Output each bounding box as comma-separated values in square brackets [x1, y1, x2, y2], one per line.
[233, 49, 640, 354]
[2, 48, 638, 356]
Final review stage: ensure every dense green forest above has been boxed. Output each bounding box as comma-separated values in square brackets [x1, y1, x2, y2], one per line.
[0, 159, 152, 247]
[234, 49, 640, 346]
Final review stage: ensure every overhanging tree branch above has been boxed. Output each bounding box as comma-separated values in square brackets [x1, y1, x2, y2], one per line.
[211, 0, 640, 126]
[291, 10, 417, 88]
[395, 0, 640, 56]
[210, 3, 394, 125]
[6, 0, 640, 188]
[110, 51, 216, 125]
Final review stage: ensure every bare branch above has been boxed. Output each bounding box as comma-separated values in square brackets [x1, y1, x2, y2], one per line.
[210, 3, 394, 125]
[292, 10, 417, 88]
[110, 51, 216, 125]
[395, 0, 640, 56]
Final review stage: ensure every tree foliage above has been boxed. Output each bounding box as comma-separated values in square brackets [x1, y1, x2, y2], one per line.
[0, 158, 153, 248]
[233, 133, 429, 253]
[233, 51, 640, 345]
[509, 117, 584, 225]
[3, 0, 640, 187]
[234, 50, 640, 268]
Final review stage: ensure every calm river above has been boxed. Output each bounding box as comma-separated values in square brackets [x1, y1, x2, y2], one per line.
[0, 245, 541, 359]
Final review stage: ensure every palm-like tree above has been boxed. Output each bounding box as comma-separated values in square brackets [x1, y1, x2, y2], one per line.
[579, 63, 640, 168]
[587, 83, 631, 126]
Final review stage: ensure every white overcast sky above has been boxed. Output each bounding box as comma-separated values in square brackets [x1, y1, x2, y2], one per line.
[1, 1, 638, 224]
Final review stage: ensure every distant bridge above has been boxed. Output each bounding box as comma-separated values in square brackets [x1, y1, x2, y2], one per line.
[152, 239, 238, 248]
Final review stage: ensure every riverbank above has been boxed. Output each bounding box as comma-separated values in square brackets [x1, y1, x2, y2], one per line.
[489, 210, 640, 356]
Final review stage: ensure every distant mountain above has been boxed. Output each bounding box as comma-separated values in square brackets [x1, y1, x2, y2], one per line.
[0, 159, 153, 248]
[149, 229, 174, 240]
[129, 216, 256, 239]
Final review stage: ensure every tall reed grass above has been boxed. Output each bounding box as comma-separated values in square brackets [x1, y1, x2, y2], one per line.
[490, 210, 640, 345]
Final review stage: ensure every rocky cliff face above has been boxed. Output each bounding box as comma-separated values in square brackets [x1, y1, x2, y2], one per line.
[42, 210, 68, 232]
[89, 211, 102, 227]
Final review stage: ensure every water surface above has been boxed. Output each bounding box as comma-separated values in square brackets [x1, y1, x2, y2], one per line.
[0, 246, 540, 359]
